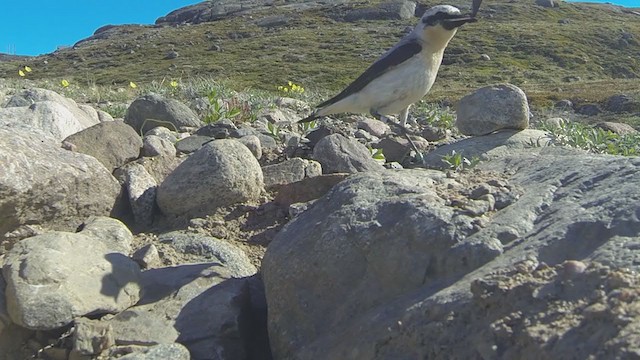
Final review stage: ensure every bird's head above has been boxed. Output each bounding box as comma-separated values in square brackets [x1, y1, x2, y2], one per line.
[415, 5, 477, 46]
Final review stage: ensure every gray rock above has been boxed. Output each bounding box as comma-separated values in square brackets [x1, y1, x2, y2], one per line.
[0, 101, 89, 140]
[576, 103, 602, 116]
[0, 128, 121, 247]
[132, 244, 161, 269]
[195, 120, 237, 139]
[97, 109, 115, 122]
[125, 93, 201, 134]
[421, 124, 447, 141]
[375, 135, 429, 163]
[264, 147, 640, 359]
[109, 309, 179, 345]
[554, 99, 573, 110]
[535, 0, 557, 7]
[456, 84, 530, 136]
[157, 139, 264, 219]
[159, 231, 256, 277]
[422, 129, 553, 169]
[124, 163, 158, 228]
[263, 170, 502, 358]
[0, 274, 9, 333]
[117, 343, 190, 360]
[4, 88, 99, 136]
[604, 94, 640, 113]
[174, 134, 213, 154]
[274, 173, 351, 207]
[344, 0, 416, 21]
[256, 15, 291, 28]
[78, 104, 101, 124]
[357, 118, 390, 137]
[78, 216, 133, 254]
[73, 318, 115, 355]
[545, 117, 566, 128]
[313, 133, 384, 174]
[257, 133, 278, 149]
[135, 263, 257, 359]
[262, 158, 322, 189]
[2, 231, 141, 330]
[144, 126, 178, 143]
[142, 135, 176, 158]
[164, 51, 179, 60]
[64, 120, 142, 172]
[238, 134, 262, 159]
[594, 121, 638, 135]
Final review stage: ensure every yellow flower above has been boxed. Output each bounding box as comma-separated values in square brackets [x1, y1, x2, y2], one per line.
[24, 66, 32, 73]
[61, 79, 70, 88]
[288, 81, 293, 87]
[170, 80, 178, 88]
[18, 70, 25, 77]
[129, 81, 137, 89]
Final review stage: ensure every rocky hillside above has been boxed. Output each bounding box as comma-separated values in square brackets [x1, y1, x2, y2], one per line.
[1, 1, 640, 359]
[1, 0, 639, 106]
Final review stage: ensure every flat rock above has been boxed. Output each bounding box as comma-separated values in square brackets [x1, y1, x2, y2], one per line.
[262, 158, 321, 189]
[78, 216, 134, 254]
[422, 129, 554, 169]
[274, 173, 351, 207]
[2, 231, 141, 330]
[117, 343, 190, 360]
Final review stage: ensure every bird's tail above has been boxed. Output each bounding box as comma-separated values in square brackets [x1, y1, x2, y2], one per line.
[298, 110, 319, 123]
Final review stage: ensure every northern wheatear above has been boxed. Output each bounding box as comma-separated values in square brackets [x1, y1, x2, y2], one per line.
[300, 2, 481, 127]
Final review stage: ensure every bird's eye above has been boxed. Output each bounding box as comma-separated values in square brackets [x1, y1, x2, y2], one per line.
[422, 12, 447, 25]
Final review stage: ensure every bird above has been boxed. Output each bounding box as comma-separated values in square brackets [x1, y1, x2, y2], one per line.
[299, 2, 481, 127]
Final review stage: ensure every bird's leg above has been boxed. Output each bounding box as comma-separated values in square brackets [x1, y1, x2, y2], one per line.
[399, 106, 410, 128]
[372, 108, 425, 166]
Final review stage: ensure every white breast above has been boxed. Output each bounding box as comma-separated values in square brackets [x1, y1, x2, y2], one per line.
[318, 49, 444, 117]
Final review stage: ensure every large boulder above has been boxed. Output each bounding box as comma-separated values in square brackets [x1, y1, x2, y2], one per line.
[2, 231, 141, 330]
[64, 120, 143, 172]
[157, 139, 264, 218]
[125, 93, 202, 134]
[262, 147, 640, 359]
[3, 88, 100, 138]
[263, 169, 504, 358]
[0, 128, 121, 247]
[456, 84, 530, 136]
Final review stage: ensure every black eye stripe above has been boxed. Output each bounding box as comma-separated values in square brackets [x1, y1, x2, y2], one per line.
[422, 12, 460, 24]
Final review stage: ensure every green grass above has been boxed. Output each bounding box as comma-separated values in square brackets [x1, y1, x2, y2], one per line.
[536, 121, 640, 156]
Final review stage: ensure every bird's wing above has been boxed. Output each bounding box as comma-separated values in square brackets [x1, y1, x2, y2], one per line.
[316, 40, 422, 109]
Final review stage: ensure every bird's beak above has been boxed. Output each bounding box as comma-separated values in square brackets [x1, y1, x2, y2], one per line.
[442, 15, 477, 30]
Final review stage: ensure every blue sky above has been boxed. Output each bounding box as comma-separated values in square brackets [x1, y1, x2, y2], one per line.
[0, 1, 198, 56]
[1, 0, 637, 56]
[567, 0, 639, 5]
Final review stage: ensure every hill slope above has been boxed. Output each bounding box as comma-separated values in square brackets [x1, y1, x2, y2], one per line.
[1, 0, 639, 105]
